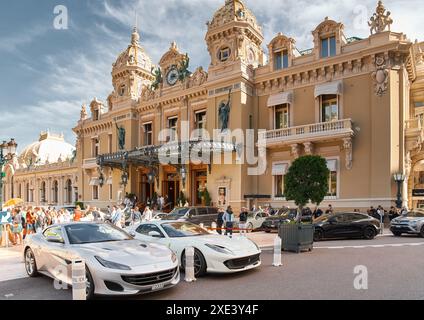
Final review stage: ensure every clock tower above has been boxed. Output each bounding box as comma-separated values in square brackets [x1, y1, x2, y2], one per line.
[205, 0, 265, 80]
[109, 27, 154, 110]
[159, 41, 190, 89]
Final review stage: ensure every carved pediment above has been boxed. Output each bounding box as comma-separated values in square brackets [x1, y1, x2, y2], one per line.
[313, 17, 344, 37]
[268, 33, 295, 52]
[187, 67, 208, 88]
[159, 42, 186, 71]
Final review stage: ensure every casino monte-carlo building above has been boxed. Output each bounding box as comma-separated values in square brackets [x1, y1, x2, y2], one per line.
[4, 0, 424, 212]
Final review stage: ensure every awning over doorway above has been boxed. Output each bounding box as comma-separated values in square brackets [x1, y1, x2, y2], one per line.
[267, 91, 294, 107]
[314, 80, 343, 98]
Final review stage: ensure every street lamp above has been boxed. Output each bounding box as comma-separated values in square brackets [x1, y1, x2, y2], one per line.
[393, 173, 406, 209]
[121, 171, 128, 187]
[180, 166, 187, 190]
[98, 172, 105, 188]
[0, 139, 17, 209]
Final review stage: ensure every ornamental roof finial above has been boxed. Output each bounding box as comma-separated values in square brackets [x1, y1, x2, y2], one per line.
[368, 1, 393, 35]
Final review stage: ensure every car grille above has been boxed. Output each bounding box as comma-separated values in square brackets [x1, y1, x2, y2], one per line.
[224, 254, 260, 270]
[121, 267, 178, 286]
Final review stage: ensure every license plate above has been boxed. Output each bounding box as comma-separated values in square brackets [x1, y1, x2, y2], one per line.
[152, 283, 165, 291]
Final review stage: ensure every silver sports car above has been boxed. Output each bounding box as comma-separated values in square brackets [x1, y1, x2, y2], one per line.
[23, 222, 180, 299]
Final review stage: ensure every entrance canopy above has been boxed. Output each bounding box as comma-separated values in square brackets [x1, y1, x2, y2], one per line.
[97, 140, 236, 171]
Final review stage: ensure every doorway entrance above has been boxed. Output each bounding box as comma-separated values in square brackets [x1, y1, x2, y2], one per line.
[140, 173, 155, 205]
[162, 173, 180, 210]
[193, 170, 208, 205]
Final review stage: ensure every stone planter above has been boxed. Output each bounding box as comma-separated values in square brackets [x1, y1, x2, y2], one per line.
[279, 223, 315, 253]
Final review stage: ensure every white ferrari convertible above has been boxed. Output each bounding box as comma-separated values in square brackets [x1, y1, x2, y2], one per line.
[23, 222, 180, 299]
[127, 221, 261, 277]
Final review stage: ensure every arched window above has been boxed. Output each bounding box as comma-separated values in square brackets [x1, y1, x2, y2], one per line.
[41, 181, 46, 203]
[26, 183, 30, 203]
[53, 180, 59, 204]
[65, 179, 72, 204]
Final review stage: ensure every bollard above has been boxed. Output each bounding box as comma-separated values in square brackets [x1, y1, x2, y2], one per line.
[380, 223, 384, 235]
[211, 222, 217, 233]
[199, 223, 204, 230]
[272, 236, 282, 267]
[72, 259, 87, 300]
[184, 247, 196, 283]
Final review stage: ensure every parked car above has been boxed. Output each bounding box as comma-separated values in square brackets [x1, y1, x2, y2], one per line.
[261, 209, 300, 233]
[234, 211, 268, 232]
[165, 206, 219, 227]
[23, 222, 179, 299]
[127, 221, 261, 277]
[390, 210, 424, 237]
[313, 212, 380, 241]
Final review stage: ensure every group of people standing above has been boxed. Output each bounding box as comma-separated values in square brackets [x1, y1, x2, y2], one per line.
[1, 206, 75, 246]
[216, 206, 250, 238]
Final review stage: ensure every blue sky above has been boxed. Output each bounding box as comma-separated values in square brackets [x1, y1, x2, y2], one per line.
[0, 0, 422, 150]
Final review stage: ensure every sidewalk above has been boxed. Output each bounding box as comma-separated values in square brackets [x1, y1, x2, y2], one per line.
[247, 229, 394, 249]
[0, 245, 27, 282]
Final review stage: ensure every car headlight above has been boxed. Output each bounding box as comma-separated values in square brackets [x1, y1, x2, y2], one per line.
[95, 256, 132, 270]
[205, 244, 234, 255]
[249, 239, 260, 251]
[410, 221, 418, 227]
[171, 252, 177, 263]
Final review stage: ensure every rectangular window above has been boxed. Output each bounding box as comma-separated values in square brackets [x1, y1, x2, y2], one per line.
[272, 163, 288, 198]
[195, 111, 206, 138]
[167, 117, 178, 142]
[92, 109, 99, 121]
[321, 36, 336, 58]
[92, 138, 99, 157]
[326, 159, 338, 198]
[109, 185, 113, 201]
[93, 185, 99, 200]
[274, 50, 289, 70]
[275, 175, 284, 198]
[321, 95, 339, 122]
[275, 104, 290, 129]
[108, 134, 112, 153]
[143, 123, 153, 146]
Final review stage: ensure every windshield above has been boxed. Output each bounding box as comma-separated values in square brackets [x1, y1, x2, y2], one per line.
[65, 223, 132, 245]
[313, 214, 331, 223]
[167, 208, 189, 219]
[161, 222, 210, 238]
[406, 211, 424, 218]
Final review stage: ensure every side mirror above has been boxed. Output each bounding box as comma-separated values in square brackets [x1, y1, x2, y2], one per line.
[148, 231, 162, 238]
[46, 236, 64, 244]
[129, 231, 136, 237]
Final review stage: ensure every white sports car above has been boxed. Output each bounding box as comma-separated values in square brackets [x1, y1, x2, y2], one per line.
[127, 221, 261, 277]
[23, 222, 180, 299]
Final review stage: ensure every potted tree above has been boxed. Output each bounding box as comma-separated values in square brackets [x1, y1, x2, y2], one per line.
[199, 189, 212, 206]
[280, 155, 330, 253]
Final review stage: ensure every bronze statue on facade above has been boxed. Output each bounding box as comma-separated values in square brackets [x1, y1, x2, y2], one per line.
[218, 88, 232, 132]
[115, 121, 126, 150]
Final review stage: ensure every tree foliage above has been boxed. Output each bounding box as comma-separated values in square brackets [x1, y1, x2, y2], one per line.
[284, 156, 330, 210]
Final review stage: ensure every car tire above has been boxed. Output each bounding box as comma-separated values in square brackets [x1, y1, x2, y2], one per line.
[85, 267, 95, 300]
[392, 231, 402, 237]
[363, 227, 376, 240]
[247, 222, 254, 233]
[181, 248, 207, 278]
[314, 229, 324, 242]
[420, 226, 424, 238]
[265, 229, 271, 233]
[24, 248, 39, 277]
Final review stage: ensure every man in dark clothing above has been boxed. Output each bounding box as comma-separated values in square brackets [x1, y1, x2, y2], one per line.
[388, 206, 399, 221]
[239, 207, 249, 236]
[216, 208, 225, 235]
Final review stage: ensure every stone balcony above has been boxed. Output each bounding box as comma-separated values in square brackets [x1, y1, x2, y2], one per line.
[82, 157, 98, 169]
[405, 118, 424, 153]
[258, 119, 354, 148]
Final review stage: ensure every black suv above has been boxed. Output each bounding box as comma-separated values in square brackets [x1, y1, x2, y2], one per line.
[165, 206, 219, 227]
